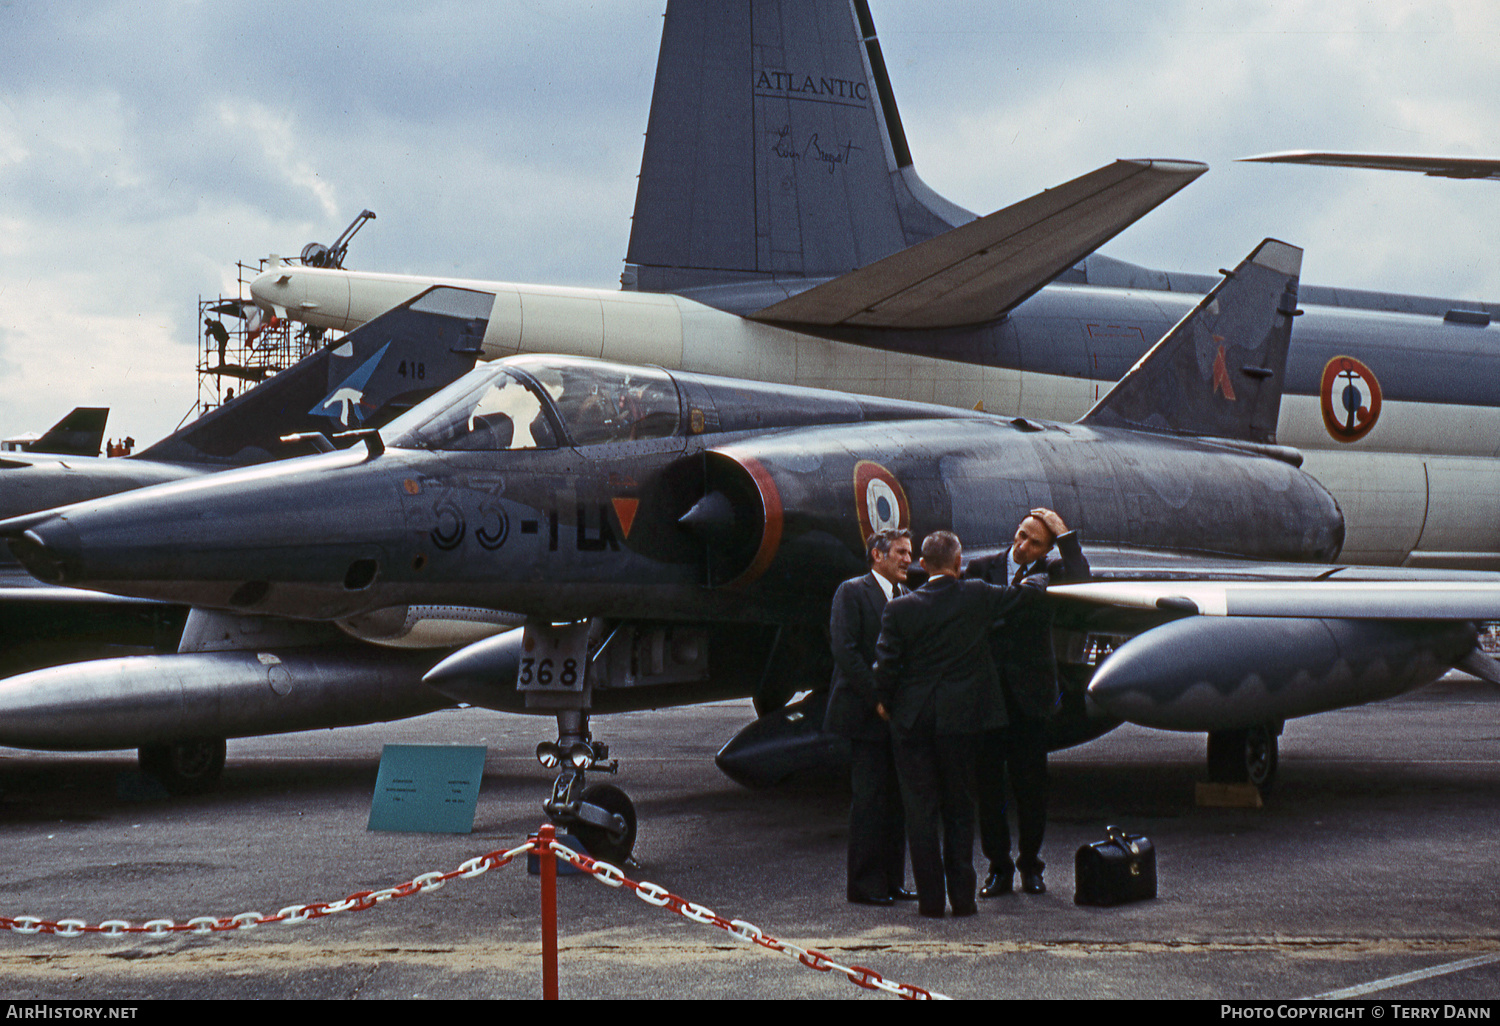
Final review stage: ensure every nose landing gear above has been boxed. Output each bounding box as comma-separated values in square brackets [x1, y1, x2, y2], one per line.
[536, 708, 638, 865]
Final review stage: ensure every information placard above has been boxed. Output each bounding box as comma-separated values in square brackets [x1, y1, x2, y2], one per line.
[367, 744, 488, 834]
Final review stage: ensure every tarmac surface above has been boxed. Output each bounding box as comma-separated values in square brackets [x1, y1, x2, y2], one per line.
[0, 674, 1498, 1002]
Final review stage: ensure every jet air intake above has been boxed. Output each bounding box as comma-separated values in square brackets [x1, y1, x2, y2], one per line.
[678, 452, 784, 588]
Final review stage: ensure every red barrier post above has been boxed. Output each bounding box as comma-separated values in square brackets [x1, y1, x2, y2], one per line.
[537, 823, 559, 1000]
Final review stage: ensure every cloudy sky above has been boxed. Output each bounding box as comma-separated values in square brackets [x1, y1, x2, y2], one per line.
[2, 1, 1497, 447]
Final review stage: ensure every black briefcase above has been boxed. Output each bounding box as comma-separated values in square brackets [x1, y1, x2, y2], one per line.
[1074, 825, 1156, 906]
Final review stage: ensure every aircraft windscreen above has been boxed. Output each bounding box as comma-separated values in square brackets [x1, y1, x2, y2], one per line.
[386, 366, 558, 451]
[384, 357, 681, 451]
[518, 359, 680, 446]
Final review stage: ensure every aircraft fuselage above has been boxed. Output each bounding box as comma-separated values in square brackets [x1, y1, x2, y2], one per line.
[7, 359, 1343, 629]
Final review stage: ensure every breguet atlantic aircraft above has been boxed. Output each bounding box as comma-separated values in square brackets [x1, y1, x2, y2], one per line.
[251, 1, 1500, 573]
[5, 0, 1500, 847]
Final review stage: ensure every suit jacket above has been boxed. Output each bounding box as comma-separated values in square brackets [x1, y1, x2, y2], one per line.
[872, 574, 1040, 736]
[963, 531, 1091, 719]
[824, 572, 900, 740]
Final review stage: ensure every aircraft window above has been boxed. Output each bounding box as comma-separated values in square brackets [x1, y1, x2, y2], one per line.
[521, 361, 680, 446]
[386, 368, 557, 451]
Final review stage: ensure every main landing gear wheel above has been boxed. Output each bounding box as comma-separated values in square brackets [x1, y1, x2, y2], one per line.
[1206, 725, 1279, 791]
[568, 783, 638, 865]
[138, 737, 227, 795]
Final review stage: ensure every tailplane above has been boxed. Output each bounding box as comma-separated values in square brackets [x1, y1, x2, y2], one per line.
[750, 158, 1206, 329]
[624, 0, 972, 295]
[1081, 239, 1302, 444]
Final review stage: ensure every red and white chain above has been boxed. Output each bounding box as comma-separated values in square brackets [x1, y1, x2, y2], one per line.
[0, 834, 946, 999]
[546, 838, 949, 1000]
[0, 841, 534, 937]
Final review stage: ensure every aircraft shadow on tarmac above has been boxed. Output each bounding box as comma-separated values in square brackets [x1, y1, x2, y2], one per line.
[0, 728, 1492, 833]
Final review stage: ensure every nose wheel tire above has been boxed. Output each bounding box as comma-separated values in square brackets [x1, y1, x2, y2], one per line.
[567, 783, 638, 865]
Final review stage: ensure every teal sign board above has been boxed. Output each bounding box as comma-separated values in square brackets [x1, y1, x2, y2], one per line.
[367, 744, 488, 834]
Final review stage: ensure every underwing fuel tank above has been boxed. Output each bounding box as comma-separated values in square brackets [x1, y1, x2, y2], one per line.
[0, 643, 450, 750]
[713, 691, 849, 789]
[1086, 616, 1476, 732]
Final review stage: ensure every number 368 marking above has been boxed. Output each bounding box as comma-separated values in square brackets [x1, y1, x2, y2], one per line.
[518, 657, 580, 689]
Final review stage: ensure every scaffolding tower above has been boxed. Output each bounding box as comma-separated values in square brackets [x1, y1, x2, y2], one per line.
[193, 260, 340, 426]
[189, 212, 373, 430]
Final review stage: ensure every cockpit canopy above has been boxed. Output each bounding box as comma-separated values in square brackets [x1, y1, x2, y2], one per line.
[385, 355, 680, 452]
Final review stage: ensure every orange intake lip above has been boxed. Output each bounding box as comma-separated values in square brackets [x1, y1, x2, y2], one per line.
[721, 455, 782, 591]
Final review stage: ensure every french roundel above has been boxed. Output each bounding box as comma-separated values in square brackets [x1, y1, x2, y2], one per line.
[853, 461, 910, 543]
[1319, 355, 1382, 443]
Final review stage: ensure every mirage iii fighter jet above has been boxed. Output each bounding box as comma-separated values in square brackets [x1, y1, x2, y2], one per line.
[10, 238, 1500, 861]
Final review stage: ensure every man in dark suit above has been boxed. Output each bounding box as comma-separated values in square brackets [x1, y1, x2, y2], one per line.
[824, 528, 916, 906]
[873, 530, 1045, 918]
[963, 508, 1091, 897]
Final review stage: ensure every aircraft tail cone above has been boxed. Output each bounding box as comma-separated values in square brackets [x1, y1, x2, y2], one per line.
[713, 691, 850, 789]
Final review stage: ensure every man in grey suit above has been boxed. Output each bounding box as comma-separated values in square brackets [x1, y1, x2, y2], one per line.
[964, 508, 1091, 897]
[873, 531, 1045, 918]
[825, 528, 915, 906]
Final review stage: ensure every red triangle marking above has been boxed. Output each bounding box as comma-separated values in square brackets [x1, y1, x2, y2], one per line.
[612, 497, 640, 539]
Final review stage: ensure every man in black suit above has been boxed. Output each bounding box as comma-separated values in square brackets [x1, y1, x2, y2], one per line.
[963, 508, 1091, 897]
[873, 530, 1045, 918]
[824, 528, 916, 906]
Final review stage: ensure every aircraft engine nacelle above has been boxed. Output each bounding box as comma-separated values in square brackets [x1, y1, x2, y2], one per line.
[682, 417, 1346, 604]
[680, 450, 801, 589]
[1086, 615, 1476, 731]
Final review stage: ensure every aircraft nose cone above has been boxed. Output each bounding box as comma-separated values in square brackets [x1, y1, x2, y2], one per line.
[1085, 640, 1168, 725]
[424, 629, 525, 707]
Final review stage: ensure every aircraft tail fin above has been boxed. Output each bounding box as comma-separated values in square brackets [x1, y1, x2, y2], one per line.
[23, 407, 109, 457]
[1081, 239, 1302, 444]
[624, 0, 972, 295]
[138, 287, 490, 466]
